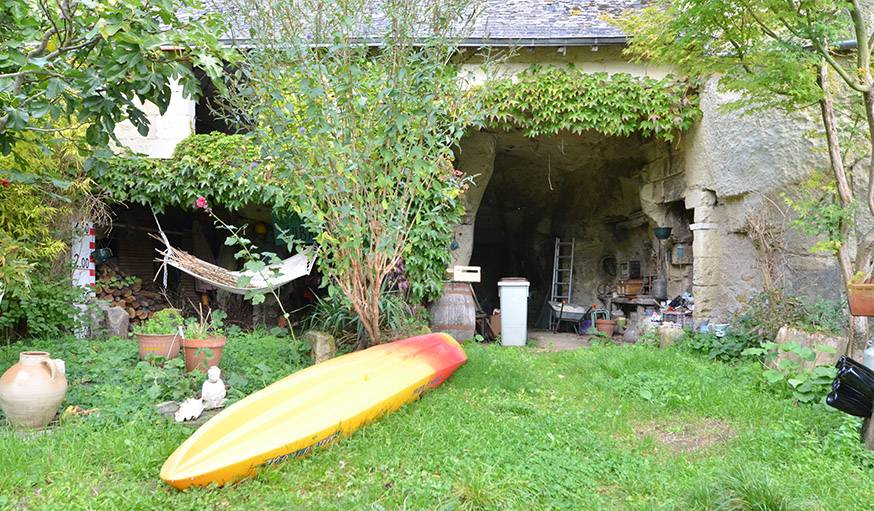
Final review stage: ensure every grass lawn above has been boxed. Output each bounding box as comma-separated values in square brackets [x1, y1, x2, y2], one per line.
[2, 335, 874, 510]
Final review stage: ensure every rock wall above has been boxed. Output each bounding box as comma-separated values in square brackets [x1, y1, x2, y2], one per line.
[680, 79, 838, 319]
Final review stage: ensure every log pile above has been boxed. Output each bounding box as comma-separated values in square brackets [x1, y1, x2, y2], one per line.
[95, 263, 166, 326]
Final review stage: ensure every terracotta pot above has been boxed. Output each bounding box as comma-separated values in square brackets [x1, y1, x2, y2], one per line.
[182, 336, 227, 373]
[848, 282, 874, 316]
[135, 333, 181, 360]
[594, 319, 617, 336]
[0, 351, 67, 428]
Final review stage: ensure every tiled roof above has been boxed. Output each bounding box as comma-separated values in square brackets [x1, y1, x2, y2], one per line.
[466, 0, 645, 43]
[205, 0, 645, 45]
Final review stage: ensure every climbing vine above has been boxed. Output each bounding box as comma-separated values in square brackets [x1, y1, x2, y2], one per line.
[480, 66, 701, 141]
[88, 133, 276, 212]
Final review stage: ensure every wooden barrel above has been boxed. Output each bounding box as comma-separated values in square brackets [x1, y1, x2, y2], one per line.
[428, 282, 476, 341]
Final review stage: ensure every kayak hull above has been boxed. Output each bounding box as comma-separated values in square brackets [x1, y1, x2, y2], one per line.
[160, 332, 466, 489]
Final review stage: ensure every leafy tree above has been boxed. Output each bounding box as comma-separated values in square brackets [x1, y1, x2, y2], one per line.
[217, 0, 481, 346]
[0, 0, 230, 303]
[615, 0, 874, 355]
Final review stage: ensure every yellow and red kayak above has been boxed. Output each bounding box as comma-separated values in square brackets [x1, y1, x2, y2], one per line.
[160, 332, 466, 489]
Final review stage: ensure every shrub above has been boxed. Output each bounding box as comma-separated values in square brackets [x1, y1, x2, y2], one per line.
[0, 275, 85, 340]
[742, 341, 837, 404]
[682, 330, 758, 362]
[733, 291, 846, 345]
[304, 288, 429, 348]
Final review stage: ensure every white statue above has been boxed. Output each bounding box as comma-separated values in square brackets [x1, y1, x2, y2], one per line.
[201, 366, 227, 410]
[174, 398, 204, 422]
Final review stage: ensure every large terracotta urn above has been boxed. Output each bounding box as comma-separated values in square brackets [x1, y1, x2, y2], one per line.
[0, 351, 67, 428]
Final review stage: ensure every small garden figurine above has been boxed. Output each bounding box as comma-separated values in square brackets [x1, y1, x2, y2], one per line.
[201, 366, 227, 409]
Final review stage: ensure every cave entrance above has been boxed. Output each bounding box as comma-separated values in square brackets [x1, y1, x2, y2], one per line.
[469, 130, 663, 328]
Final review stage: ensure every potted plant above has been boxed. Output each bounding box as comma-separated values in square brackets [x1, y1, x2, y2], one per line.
[182, 308, 228, 373]
[133, 309, 184, 360]
[848, 272, 874, 316]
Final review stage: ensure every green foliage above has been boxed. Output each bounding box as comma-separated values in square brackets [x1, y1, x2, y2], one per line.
[733, 291, 846, 344]
[480, 66, 701, 141]
[613, 0, 834, 111]
[0, 331, 309, 422]
[89, 133, 270, 212]
[0, 139, 85, 300]
[303, 288, 429, 349]
[682, 330, 756, 362]
[742, 341, 837, 404]
[783, 172, 856, 254]
[184, 308, 227, 339]
[133, 309, 184, 336]
[0, 0, 231, 154]
[0, 274, 84, 339]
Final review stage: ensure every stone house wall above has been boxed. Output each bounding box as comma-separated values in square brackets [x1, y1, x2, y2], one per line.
[114, 46, 840, 322]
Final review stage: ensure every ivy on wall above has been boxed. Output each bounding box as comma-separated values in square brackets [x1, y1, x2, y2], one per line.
[480, 65, 701, 141]
[88, 132, 276, 212]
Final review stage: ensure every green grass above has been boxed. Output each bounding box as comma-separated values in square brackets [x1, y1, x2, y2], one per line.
[1, 338, 873, 510]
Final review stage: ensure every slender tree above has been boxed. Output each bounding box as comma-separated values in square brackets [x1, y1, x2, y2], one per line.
[216, 0, 485, 346]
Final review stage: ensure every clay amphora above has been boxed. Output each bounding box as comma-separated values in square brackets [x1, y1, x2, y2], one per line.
[0, 351, 67, 428]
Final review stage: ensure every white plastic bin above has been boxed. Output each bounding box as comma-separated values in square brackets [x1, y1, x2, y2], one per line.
[498, 278, 529, 346]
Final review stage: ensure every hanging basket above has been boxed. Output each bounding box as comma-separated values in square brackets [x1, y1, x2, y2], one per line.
[848, 282, 874, 316]
[653, 227, 673, 240]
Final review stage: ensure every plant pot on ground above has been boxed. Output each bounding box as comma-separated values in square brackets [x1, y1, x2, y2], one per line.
[848, 279, 874, 316]
[132, 309, 184, 360]
[594, 319, 617, 336]
[182, 308, 228, 373]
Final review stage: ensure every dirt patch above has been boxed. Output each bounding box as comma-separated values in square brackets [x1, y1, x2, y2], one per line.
[633, 418, 736, 454]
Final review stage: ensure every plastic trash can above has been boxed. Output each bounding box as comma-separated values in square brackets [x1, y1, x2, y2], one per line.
[498, 278, 529, 346]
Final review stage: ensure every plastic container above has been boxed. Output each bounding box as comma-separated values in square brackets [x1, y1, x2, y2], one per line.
[498, 278, 529, 347]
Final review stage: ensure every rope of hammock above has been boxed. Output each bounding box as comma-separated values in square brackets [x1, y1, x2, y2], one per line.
[151, 211, 317, 295]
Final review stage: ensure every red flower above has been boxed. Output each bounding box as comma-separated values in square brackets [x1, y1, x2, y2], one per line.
[0, 178, 9, 188]
[195, 196, 208, 209]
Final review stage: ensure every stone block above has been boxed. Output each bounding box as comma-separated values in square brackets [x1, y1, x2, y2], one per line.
[770, 326, 847, 370]
[106, 306, 130, 338]
[659, 323, 685, 349]
[304, 330, 336, 364]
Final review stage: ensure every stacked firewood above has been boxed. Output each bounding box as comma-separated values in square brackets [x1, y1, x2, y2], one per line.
[95, 263, 166, 325]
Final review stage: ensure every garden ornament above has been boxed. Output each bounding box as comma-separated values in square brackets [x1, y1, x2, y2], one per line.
[201, 366, 227, 410]
[174, 398, 205, 423]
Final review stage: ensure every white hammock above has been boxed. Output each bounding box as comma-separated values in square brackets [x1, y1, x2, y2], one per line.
[152, 214, 316, 295]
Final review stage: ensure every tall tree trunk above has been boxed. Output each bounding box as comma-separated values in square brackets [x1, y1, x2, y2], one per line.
[820, 64, 869, 357]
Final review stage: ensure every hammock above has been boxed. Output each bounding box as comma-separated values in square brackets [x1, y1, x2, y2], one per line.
[151, 214, 317, 295]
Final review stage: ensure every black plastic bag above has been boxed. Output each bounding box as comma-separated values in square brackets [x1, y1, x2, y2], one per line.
[836, 365, 874, 402]
[827, 381, 873, 418]
[836, 356, 874, 380]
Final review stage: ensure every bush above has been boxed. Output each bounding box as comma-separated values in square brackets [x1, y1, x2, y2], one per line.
[682, 330, 758, 362]
[733, 291, 846, 345]
[304, 287, 429, 348]
[0, 275, 85, 340]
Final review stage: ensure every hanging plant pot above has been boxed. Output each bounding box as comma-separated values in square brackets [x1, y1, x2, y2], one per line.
[653, 227, 673, 240]
[848, 282, 874, 316]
